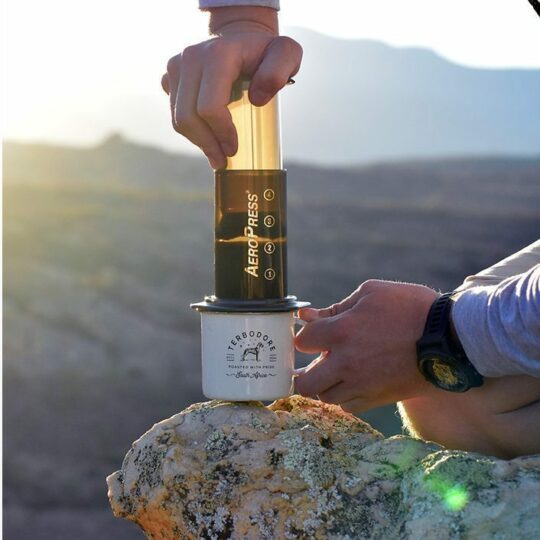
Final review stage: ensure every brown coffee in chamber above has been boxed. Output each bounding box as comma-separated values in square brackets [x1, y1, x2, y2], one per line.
[214, 170, 287, 300]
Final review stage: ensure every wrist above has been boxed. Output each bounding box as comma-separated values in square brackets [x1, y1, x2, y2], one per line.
[417, 292, 484, 392]
[209, 6, 278, 36]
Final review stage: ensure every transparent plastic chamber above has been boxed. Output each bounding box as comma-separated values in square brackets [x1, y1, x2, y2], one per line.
[191, 79, 307, 311]
[213, 79, 285, 303]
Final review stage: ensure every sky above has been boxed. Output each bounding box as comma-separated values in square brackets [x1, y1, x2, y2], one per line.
[3, 0, 540, 153]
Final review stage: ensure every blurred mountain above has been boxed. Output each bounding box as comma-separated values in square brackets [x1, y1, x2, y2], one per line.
[279, 28, 540, 164]
[3, 137, 540, 539]
[3, 134, 208, 188]
[8, 30, 540, 166]
[105, 29, 540, 165]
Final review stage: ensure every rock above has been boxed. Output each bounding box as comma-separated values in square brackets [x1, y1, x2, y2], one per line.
[107, 396, 540, 539]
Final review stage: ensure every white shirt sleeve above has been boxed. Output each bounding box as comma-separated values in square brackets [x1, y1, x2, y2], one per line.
[199, 0, 280, 9]
[452, 241, 540, 378]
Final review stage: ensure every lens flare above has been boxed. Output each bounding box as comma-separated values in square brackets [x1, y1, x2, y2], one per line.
[443, 485, 469, 511]
[424, 474, 470, 512]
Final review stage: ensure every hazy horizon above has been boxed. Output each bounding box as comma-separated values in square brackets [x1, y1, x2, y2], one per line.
[5, 29, 540, 165]
[5, 0, 540, 161]
[5, 132, 540, 170]
[4, 28, 540, 166]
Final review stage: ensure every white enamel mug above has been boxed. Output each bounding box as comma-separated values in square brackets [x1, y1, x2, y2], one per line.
[201, 311, 304, 401]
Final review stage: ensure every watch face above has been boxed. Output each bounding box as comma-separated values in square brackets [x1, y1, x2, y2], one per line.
[424, 356, 469, 392]
[431, 358, 459, 387]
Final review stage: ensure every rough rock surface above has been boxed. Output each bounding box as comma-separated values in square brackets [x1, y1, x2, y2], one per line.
[107, 396, 540, 539]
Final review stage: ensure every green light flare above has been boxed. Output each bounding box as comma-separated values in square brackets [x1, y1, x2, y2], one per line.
[444, 485, 469, 511]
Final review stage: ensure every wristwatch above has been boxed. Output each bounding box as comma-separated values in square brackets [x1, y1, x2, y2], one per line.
[416, 292, 484, 392]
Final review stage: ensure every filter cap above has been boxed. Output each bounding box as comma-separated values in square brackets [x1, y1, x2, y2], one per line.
[191, 295, 310, 313]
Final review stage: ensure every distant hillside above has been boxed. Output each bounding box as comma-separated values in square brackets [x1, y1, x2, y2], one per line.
[14, 31, 539, 166]
[279, 28, 540, 164]
[4, 135, 540, 301]
[3, 134, 208, 188]
[40, 29, 537, 166]
[3, 137, 540, 539]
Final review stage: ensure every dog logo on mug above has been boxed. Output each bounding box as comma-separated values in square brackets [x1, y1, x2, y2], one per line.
[225, 330, 277, 378]
[241, 342, 263, 362]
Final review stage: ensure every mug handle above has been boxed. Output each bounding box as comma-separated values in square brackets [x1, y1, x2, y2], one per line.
[292, 315, 308, 376]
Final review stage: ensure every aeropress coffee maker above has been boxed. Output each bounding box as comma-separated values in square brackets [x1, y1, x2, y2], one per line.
[192, 79, 309, 401]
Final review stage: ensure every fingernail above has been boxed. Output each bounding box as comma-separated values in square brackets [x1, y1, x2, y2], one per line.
[208, 155, 222, 170]
[299, 308, 320, 322]
[221, 142, 236, 156]
[250, 90, 271, 106]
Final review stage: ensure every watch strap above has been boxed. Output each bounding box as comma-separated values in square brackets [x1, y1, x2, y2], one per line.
[422, 292, 454, 346]
[417, 292, 483, 392]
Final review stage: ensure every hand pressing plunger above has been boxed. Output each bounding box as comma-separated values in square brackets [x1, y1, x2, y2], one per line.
[161, 6, 302, 170]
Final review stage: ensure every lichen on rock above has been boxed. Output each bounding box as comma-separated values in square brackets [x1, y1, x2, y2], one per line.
[107, 395, 540, 539]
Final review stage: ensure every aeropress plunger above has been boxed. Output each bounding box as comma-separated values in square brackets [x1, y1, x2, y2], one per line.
[192, 79, 309, 400]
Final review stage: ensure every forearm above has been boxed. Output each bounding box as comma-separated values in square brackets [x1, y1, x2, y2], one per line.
[456, 239, 540, 291]
[453, 265, 540, 377]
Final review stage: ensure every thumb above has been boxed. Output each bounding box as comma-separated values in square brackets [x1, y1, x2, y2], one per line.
[298, 301, 350, 322]
[315, 288, 365, 319]
[297, 307, 320, 322]
[249, 36, 302, 106]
